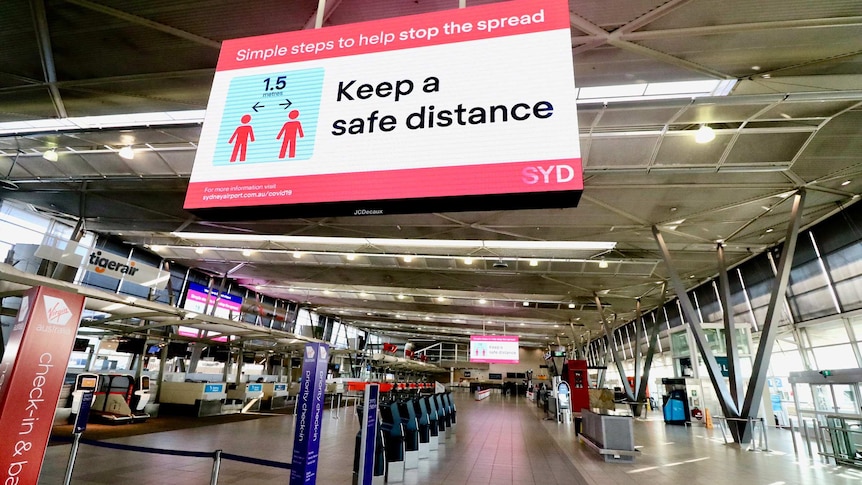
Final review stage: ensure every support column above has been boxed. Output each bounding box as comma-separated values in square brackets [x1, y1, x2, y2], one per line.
[633, 300, 643, 399]
[653, 226, 739, 421]
[717, 244, 743, 409]
[596, 295, 635, 401]
[741, 190, 806, 424]
[635, 300, 661, 406]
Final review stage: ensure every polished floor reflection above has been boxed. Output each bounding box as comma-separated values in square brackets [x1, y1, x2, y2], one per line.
[41, 391, 862, 484]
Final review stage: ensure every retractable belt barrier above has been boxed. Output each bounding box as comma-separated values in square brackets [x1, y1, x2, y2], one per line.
[52, 436, 291, 484]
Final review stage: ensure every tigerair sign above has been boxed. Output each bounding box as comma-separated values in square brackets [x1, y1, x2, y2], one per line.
[34, 236, 168, 288]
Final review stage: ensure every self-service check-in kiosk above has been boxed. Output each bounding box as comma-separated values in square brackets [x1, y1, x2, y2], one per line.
[69, 373, 99, 425]
[415, 398, 431, 459]
[91, 374, 150, 424]
[130, 375, 151, 420]
[397, 400, 420, 469]
[556, 380, 572, 423]
[380, 401, 406, 482]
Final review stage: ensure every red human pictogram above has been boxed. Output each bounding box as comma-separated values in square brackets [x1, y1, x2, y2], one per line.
[277, 109, 304, 159]
[228, 114, 255, 162]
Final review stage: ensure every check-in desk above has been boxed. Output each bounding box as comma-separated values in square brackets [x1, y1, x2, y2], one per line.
[262, 383, 290, 410]
[227, 383, 264, 412]
[159, 381, 227, 417]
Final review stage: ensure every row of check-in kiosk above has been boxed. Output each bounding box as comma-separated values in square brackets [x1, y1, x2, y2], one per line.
[358, 391, 457, 483]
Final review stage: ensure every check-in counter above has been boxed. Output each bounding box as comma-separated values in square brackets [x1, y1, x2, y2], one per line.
[159, 381, 227, 417]
[227, 383, 265, 412]
[262, 383, 290, 410]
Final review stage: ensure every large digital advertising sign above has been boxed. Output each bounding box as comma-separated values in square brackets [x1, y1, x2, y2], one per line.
[184, 0, 581, 219]
[470, 335, 520, 364]
[182, 282, 243, 321]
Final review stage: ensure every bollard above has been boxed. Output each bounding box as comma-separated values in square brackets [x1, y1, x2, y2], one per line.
[211, 449, 223, 485]
[788, 418, 798, 455]
[815, 420, 827, 461]
[747, 417, 757, 451]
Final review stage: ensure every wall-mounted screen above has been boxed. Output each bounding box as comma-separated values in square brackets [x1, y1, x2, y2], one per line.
[72, 338, 89, 352]
[488, 373, 503, 380]
[469, 335, 519, 364]
[184, 0, 581, 219]
[182, 282, 243, 321]
[115, 337, 146, 354]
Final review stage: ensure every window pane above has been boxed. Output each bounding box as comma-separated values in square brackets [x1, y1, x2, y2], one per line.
[770, 351, 806, 373]
[833, 384, 858, 414]
[811, 344, 857, 370]
[813, 384, 835, 412]
[806, 321, 849, 347]
[671, 331, 690, 357]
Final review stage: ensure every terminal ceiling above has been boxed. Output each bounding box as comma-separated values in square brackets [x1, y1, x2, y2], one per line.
[1, 0, 861, 349]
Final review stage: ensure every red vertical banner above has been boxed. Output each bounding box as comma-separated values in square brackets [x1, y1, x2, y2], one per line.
[0, 286, 86, 485]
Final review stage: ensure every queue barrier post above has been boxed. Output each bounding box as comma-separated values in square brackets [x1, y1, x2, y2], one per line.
[211, 449, 223, 485]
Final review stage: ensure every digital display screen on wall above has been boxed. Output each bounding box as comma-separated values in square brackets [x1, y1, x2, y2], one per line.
[184, 0, 581, 219]
[470, 335, 519, 364]
[182, 282, 243, 321]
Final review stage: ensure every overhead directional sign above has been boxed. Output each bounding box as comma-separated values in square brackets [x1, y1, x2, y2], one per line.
[185, 0, 581, 219]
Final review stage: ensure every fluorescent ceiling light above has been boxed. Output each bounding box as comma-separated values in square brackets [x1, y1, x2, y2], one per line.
[0, 110, 207, 136]
[576, 79, 736, 104]
[170, 233, 616, 252]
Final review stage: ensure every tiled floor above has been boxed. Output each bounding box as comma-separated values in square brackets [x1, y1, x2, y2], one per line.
[39, 391, 862, 484]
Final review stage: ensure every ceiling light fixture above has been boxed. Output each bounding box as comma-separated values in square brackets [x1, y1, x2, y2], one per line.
[118, 146, 135, 160]
[194, 247, 205, 254]
[463, 257, 473, 265]
[436, 296, 445, 302]
[695, 124, 716, 144]
[170, 233, 616, 252]
[522, 301, 530, 307]
[568, 302, 576, 309]
[478, 298, 487, 304]
[292, 251, 302, 258]
[529, 259, 539, 266]
[402, 255, 413, 262]
[598, 259, 609, 269]
[842, 180, 851, 186]
[241, 249, 253, 257]
[346, 254, 356, 261]
[42, 149, 58, 162]
[397, 293, 405, 300]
